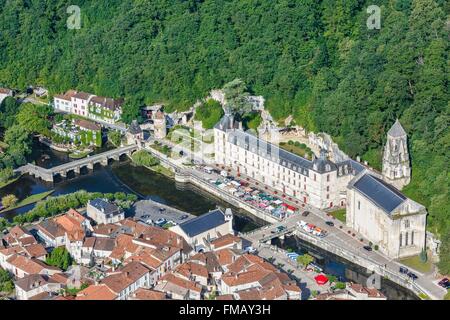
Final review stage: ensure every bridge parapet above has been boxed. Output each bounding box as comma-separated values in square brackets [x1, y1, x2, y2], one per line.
[15, 145, 138, 183]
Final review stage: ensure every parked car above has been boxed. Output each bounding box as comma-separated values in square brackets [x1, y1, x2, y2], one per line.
[363, 245, 373, 252]
[155, 218, 167, 225]
[141, 215, 150, 219]
[297, 220, 307, 228]
[159, 208, 166, 212]
[276, 226, 287, 232]
[407, 272, 418, 280]
[244, 246, 257, 254]
[180, 215, 189, 220]
[302, 211, 310, 217]
[325, 221, 334, 227]
[399, 266, 409, 274]
[438, 278, 449, 288]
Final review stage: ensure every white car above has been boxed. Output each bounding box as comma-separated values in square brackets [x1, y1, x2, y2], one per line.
[297, 220, 307, 228]
[244, 246, 257, 254]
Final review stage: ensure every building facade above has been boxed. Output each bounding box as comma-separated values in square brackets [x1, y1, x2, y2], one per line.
[53, 90, 124, 124]
[346, 171, 426, 259]
[86, 199, 125, 225]
[213, 114, 365, 210]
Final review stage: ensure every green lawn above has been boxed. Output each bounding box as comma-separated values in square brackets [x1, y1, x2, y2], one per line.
[150, 143, 172, 157]
[279, 142, 312, 158]
[0, 190, 55, 213]
[400, 254, 433, 273]
[330, 209, 346, 223]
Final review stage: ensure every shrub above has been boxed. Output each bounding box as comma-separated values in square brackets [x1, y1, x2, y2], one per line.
[334, 282, 346, 290]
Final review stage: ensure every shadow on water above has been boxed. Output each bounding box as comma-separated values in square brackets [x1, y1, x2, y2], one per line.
[273, 235, 419, 300]
[1, 157, 264, 233]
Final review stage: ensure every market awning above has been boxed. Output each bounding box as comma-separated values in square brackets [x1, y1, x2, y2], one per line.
[314, 274, 329, 285]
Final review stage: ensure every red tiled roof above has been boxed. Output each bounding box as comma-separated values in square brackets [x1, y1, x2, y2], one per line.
[76, 284, 117, 300]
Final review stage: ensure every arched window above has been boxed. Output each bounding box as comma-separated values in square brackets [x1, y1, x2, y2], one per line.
[405, 232, 409, 246]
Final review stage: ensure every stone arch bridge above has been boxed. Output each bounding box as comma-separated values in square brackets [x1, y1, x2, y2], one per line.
[15, 145, 138, 183]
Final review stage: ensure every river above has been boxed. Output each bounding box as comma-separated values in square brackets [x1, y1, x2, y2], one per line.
[0, 138, 263, 232]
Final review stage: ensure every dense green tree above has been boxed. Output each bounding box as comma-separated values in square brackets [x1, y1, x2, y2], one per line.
[223, 79, 252, 118]
[0, 167, 14, 183]
[16, 103, 52, 136]
[46, 247, 72, 271]
[0, 96, 20, 128]
[0, 268, 14, 293]
[194, 99, 224, 129]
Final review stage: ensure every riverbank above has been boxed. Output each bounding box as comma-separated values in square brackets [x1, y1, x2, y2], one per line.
[0, 174, 23, 189]
[0, 190, 54, 214]
[276, 235, 420, 300]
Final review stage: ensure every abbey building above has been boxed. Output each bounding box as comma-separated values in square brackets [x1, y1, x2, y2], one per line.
[213, 115, 426, 259]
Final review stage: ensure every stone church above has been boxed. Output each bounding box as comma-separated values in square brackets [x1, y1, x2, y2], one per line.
[382, 120, 411, 190]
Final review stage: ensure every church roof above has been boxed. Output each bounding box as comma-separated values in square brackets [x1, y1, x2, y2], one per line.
[387, 120, 407, 138]
[177, 209, 227, 237]
[352, 173, 406, 214]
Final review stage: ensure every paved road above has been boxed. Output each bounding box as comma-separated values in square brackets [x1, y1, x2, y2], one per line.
[245, 210, 447, 300]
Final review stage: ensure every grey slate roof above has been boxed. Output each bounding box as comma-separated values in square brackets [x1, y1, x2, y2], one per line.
[336, 159, 366, 176]
[15, 274, 55, 291]
[228, 129, 313, 175]
[353, 174, 406, 214]
[89, 198, 122, 216]
[388, 119, 407, 137]
[214, 114, 240, 131]
[128, 120, 142, 135]
[178, 209, 227, 237]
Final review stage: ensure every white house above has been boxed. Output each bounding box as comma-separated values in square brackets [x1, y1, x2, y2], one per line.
[86, 199, 125, 225]
[14, 274, 62, 300]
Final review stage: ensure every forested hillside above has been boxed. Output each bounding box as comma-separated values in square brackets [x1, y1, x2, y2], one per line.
[0, 0, 448, 270]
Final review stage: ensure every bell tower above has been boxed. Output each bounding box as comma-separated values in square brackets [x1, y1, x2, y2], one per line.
[382, 119, 411, 189]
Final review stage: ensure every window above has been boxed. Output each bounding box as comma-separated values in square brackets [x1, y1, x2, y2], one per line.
[357, 201, 361, 210]
[411, 231, 414, 245]
[327, 174, 330, 182]
[405, 232, 409, 246]
[399, 233, 402, 247]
